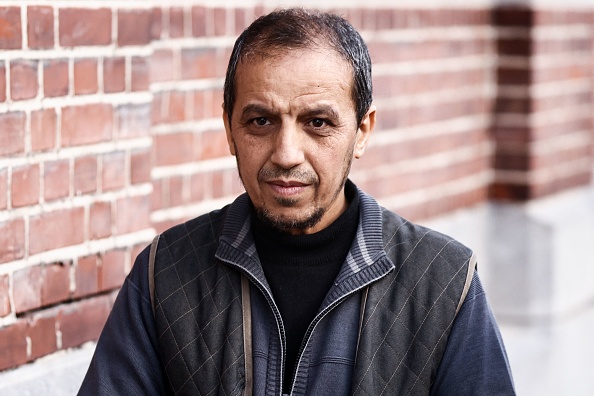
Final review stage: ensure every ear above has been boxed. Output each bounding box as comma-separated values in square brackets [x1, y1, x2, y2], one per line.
[222, 106, 236, 156]
[354, 105, 376, 159]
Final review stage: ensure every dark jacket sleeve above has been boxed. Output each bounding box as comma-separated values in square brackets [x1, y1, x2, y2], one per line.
[78, 246, 168, 395]
[430, 272, 516, 395]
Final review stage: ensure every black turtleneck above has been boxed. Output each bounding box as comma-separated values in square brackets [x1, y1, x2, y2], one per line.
[251, 183, 359, 393]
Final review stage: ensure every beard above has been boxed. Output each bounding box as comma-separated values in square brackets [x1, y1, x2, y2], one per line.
[233, 141, 355, 233]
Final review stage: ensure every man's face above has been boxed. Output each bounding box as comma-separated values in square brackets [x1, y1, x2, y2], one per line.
[224, 48, 375, 235]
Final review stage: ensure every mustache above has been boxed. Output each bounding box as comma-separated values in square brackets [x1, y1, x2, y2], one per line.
[258, 166, 318, 184]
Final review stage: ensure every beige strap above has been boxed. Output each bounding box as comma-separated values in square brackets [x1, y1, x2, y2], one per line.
[455, 252, 478, 316]
[354, 286, 369, 363]
[241, 275, 253, 396]
[148, 234, 160, 317]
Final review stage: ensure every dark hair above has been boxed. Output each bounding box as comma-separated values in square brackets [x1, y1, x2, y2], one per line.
[223, 8, 373, 125]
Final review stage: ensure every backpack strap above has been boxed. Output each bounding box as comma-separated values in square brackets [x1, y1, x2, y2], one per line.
[148, 233, 160, 317]
[455, 252, 478, 316]
[241, 274, 253, 396]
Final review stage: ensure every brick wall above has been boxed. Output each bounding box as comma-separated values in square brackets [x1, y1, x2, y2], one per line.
[0, 1, 593, 372]
[491, 6, 594, 199]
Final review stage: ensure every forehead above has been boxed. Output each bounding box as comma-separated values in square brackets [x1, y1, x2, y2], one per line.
[233, 48, 354, 110]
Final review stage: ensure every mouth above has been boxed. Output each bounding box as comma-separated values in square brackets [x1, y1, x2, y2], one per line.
[266, 179, 310, 197]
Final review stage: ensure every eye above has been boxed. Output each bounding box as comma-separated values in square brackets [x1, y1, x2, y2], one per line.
[251, 117, 270, 126]
[310, 118, 326, 128]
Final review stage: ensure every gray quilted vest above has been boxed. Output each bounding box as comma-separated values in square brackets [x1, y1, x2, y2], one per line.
[150, 204, 474, 395]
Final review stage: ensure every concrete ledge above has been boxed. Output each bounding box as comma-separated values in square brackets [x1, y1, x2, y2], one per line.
[0, 343, 94, 396]
[423, 181, 594, 325]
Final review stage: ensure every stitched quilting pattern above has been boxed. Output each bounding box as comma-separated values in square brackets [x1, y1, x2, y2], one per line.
[153, 209, 246, 396]
[352, 209, 472, 396]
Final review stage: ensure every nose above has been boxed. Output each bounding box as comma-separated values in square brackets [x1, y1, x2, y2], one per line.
[270, 124, 305, 169]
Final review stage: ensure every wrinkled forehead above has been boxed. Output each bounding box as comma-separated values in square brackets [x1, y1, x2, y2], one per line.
[235, 46, 353, 85]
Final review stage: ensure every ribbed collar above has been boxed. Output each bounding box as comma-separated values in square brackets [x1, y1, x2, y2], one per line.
[215, 180, 395, 302]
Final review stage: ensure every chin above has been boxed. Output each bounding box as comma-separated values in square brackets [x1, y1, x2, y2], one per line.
[257, 205, 325, 233]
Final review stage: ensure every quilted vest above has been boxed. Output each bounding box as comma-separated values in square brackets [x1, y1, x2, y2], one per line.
[151, 203, 474, 395]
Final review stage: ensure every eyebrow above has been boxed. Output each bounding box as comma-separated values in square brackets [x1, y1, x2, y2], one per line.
[240, 104, 271, 118]
[301, 104, 340, 120]
[240, 103, 340, 120]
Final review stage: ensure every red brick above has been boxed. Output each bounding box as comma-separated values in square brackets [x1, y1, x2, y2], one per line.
[100, 250, 126, 291]
[191, 6, 208, 37]
[495, 97, 531, 114]
[234, 8, 249, 35]
[10, 60, 38, 101]
[169, 7, 185, 38]
[28, 6, 54, 49]
[190, 172, 205, 202]
[62, 103, 113, 146]
[0, 274, 10, 317]
[73, 155, 97, 195]
[150, 49, 175, 83]
[59, 8, 111, 47]
[213, 8, 227, 36]
[118, 8, 160, 46]
[496, 38, 531, 56]
[533, 37, 592, 55]
[101, 151, 126, 191]
[42, 263, 70, 306]
[497, 67, 531, 85]
[212, 170, 225, 198]
[129, 243, 146, 271]
[168, 175, 187, 207]
[13, 265, 43, 313]
[31, 108, 57, 152]
[151, 8, 163, 39]
[43, 159, 70, 201]
[190, 90, 207, 120]
[43, 59, 68, 97]
[200, 129, 229, 159]
[153, 219, 179, 234]
[0, 63, 6, 102]
[27, 313, 57, 360]
[115, 195, 151, 235]
[151, 179, 164, 211]
[0, 168, 7, 210]
[533, 63, 592, 84]
[115, 103, 151, 139]
[29, 207, 85, 254]
[89, 201, 111, 240]
[154, 132, 195, 166]
[181, 48, 217, 80]
[131, 149, 151, 184]
[131, 56, 149, 91]
[12, 164, 40, 207]
[493, 6, 533, 27]
[103, 57, 125, 93]
[74, 255, 99, 298]
[0, 219, 25, 263]
[58, 295, 112, 349]
[151, 91, 187, 124]
[209, 88, 224, 118]
[230, 169, 244, 195]
[0, 320, 28, 371]
[0, 7, 22, 49]
[73, 58, 98, 95]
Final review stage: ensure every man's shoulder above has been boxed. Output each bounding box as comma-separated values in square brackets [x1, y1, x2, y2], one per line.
[379, 206, 473, 263]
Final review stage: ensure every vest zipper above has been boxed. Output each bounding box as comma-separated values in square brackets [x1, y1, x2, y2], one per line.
[288, 270, 392, 396]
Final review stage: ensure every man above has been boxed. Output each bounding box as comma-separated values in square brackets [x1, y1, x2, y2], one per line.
[79, 8, 515, 395]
